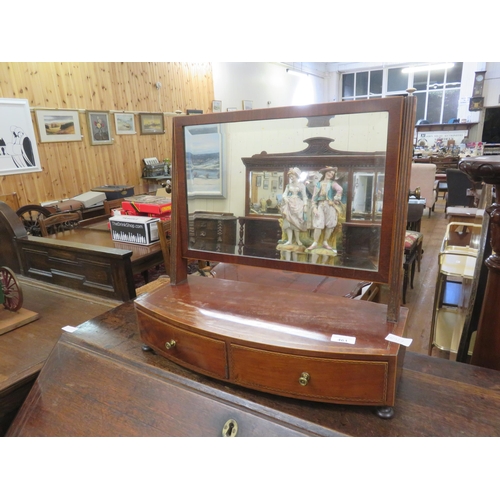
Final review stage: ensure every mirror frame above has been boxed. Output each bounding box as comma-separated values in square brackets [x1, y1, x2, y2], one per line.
[171, 98, 411, 288]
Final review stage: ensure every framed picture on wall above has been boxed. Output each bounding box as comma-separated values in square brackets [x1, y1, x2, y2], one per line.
[35, 109, 82, 143]
[114, 112, 136, 135]
[185, 124, 225, 198]
[139, 113, 165, 135]
[0, 98, 42, 175]
[212, 100, 222, 113]
[87, 111, 113, 145]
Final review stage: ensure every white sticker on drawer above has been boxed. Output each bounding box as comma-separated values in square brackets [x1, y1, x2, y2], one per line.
[385, 333, 413, 347]
[330, 334, 356, 344]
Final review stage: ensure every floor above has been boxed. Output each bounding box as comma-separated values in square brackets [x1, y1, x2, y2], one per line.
[403, 197, 452, 358]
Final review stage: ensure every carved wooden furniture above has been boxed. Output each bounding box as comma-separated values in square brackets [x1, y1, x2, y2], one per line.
[39, 211, 82, 237]
[459, 155, 500, 369]
[0, 203, 164, 302]
[9, 300, 500, 436]
[103, 198, 125, 215]
[136, 97, 416, 417]
[238, 216, 282, 258]
[191, 213, 237, 253]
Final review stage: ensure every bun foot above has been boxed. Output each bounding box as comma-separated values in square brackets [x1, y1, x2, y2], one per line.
[375, 406, 394, 419]
[141, 344, 155, 353]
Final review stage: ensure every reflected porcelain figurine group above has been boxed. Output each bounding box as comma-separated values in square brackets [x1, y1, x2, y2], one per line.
[278, 166, 345, 263]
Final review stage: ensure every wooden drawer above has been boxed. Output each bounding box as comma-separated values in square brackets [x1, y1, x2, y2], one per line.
[230, 344, 390, 405]
[137, 310, 227, 379]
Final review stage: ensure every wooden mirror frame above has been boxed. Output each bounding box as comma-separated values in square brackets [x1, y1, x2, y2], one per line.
[171, 97, 416, 321]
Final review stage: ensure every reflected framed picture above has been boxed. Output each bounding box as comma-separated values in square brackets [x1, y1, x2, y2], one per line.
[114, 112, 136, 135]
[87, 111, 113, 145]
[35, 109, 82, 143]
[185, 124, 225, 198]
[139, 113, 164, 135]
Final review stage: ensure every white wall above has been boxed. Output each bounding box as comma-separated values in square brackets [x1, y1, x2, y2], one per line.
[212, 62, 327, 110]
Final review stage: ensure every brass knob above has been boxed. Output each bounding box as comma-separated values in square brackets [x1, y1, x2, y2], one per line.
[222, 419, 238, 437]
[165, 340, 176, 350]
[299, 372, 310, 386]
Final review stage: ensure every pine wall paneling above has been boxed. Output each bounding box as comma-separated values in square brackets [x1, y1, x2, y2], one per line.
[0, 62, 214, 206]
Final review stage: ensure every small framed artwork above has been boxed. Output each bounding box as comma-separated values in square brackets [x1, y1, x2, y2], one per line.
[0, 98, 42, 175]
[87, 111, 113, 145]
[469, 97, 484, 112]
[187, 109, 203, 115]
[35, 109, 82, 143]
[256, 175, 262, 187]
[212, 100, 222, 113]
[263, 178, 269, 190]
[114, 112, 136, 135]
[243, 100, 253, 110]
[139, 113, 165, 135]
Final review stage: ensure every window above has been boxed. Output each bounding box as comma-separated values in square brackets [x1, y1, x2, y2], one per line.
[342, 70, 382, 100]
[341, 63, 463, 124]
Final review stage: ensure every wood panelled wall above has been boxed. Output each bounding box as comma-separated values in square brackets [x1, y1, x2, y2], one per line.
[0, 62, 214, 206]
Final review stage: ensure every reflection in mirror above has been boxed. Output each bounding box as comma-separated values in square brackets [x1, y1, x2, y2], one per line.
[185, 111, 389, 274]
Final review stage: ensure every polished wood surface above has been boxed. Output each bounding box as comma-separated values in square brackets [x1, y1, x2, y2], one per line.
[2, 208, 165, 302]
[8, 299, 500, 436]
[212, 262, 377, 298]
[0, 279, 116, 435]
[46, 220, 164, 273]
[136, 275, 406, 407]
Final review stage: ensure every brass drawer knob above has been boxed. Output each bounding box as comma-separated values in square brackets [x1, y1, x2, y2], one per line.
[299, 372, 310, 386]
[165, 340, 177, 350]
[222, 419, 238, 437]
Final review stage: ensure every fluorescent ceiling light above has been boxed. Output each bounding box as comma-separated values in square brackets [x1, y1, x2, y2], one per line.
[402, 63, 454, 74]
[287, 68, 308, 77]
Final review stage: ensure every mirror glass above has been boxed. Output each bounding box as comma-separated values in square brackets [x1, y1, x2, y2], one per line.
[183, 109, 392, 275]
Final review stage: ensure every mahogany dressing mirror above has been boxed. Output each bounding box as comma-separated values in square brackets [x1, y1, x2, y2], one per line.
[172, 98, 411, 290]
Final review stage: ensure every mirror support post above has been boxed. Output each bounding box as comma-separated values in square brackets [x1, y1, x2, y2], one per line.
[387, 90, 417, 323]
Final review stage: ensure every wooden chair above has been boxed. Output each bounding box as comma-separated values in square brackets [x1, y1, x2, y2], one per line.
[103, 198, 125, 215]
[39, 212, 82, 237]
[402, 203, 425, 304]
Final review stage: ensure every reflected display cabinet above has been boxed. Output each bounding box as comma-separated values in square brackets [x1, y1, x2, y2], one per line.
[135, 96, 416, 418]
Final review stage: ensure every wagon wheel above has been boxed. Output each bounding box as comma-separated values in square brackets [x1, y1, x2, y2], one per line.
[0, 266, 23, 312]
[16, 204, 53, 236]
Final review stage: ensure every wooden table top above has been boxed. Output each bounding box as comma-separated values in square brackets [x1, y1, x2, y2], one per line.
[8, 297, 500, 436]
[47, 218, 162, 265]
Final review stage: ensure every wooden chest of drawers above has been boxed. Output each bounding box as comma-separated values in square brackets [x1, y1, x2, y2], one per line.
[191, 214, 237, 253]
[238, 216, 282, 258]
[136, 276, 407, 411]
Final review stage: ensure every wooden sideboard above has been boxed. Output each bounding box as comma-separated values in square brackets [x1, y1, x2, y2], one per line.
[8, 298, 500, 437]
